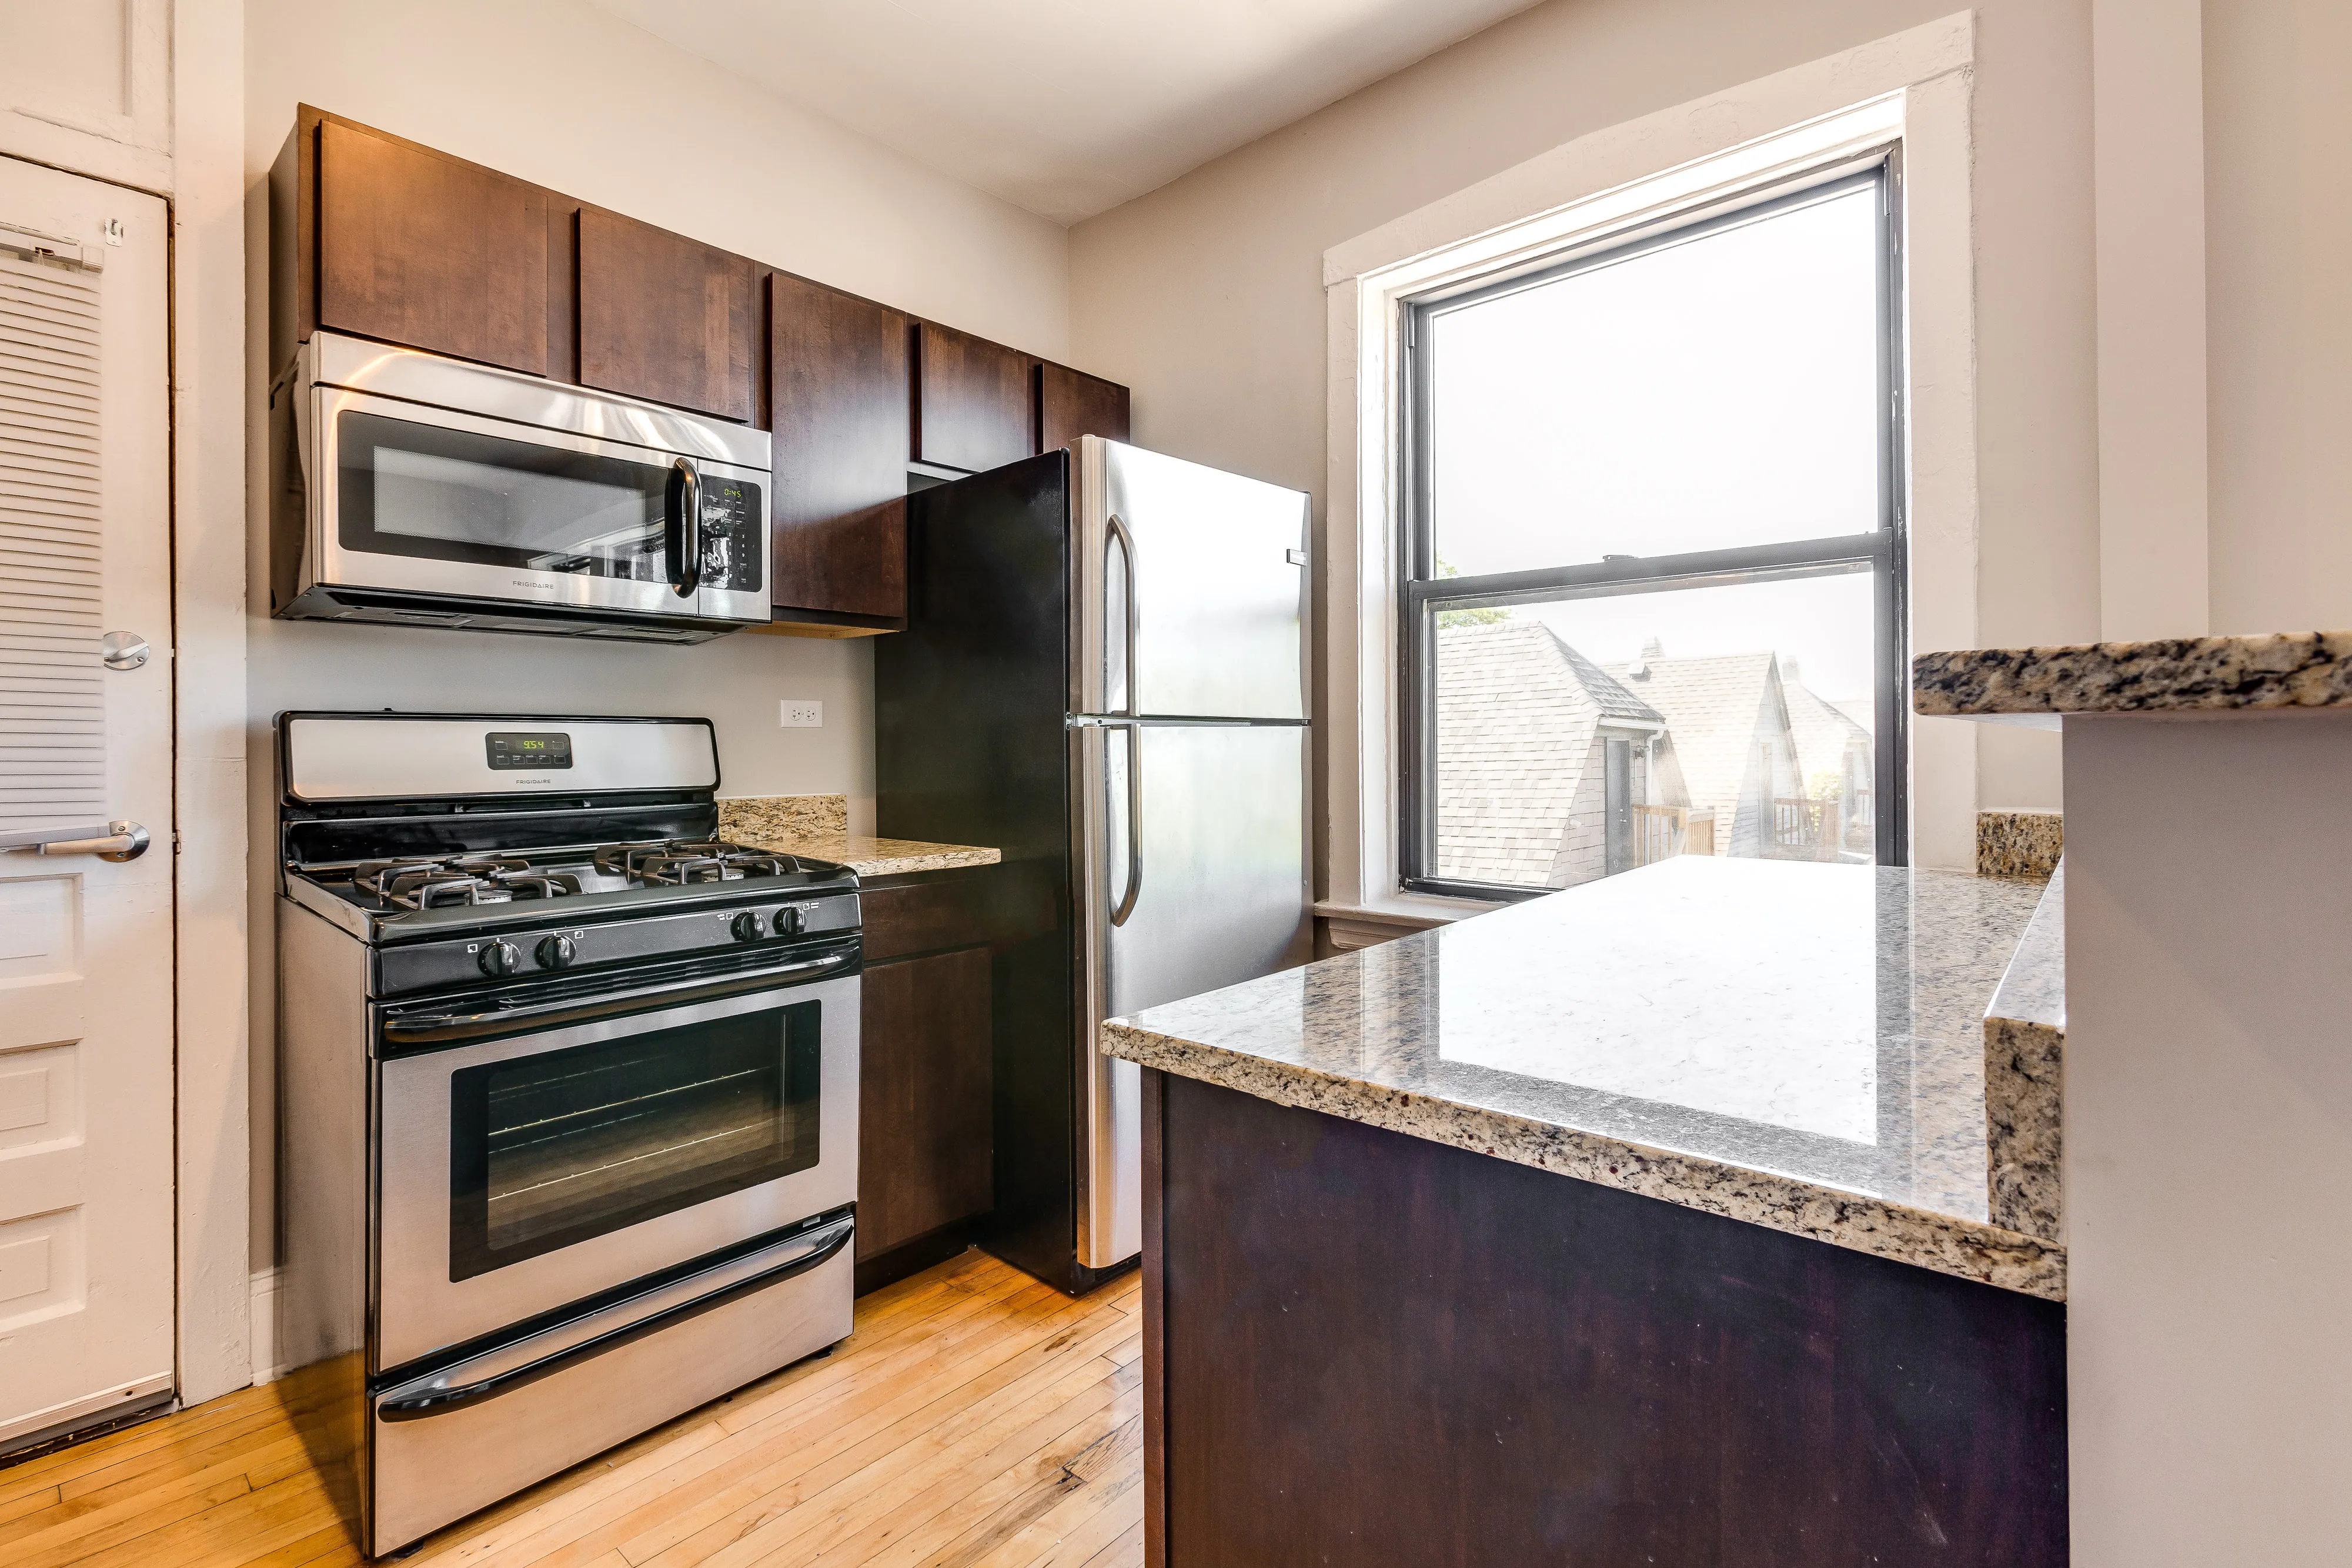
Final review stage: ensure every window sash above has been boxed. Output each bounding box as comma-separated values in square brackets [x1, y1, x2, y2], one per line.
[1396, 161, 1907, 902]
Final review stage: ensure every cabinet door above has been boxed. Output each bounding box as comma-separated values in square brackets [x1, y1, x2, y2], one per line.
[770, 273, 910, 622]
[1038, 361, 1131, 451]
[578, 207, 756, 421]
[858, 947, 993, 1261]
[315, 118, 547, 375]
[914, 321, 1033, 472]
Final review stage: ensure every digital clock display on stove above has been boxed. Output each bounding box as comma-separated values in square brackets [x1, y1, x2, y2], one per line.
[486, 731, 573, 770]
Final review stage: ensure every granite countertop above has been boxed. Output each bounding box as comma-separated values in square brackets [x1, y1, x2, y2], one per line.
[1915, 630, 2352, 723]
[1984, 863, 2064, 1244]
[717, 795, 1000, 878]
[1102, 856, 2068, 1299]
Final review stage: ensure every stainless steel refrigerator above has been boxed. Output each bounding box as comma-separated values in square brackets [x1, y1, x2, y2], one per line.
[876, 437, 1311, 1292]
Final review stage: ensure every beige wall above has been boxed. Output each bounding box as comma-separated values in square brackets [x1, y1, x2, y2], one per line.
[2203, 0, 2352, 634]
[240, 0, 1075, 1272]
[1068, 0, 2100, 841]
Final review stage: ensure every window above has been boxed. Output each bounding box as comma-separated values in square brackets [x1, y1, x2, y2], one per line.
[1399, 161, 1904, 900]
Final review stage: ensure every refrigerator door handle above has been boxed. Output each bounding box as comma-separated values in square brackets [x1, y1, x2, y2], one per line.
[1107, 513, 1141, 717]
[1110, 722, 1143, 927]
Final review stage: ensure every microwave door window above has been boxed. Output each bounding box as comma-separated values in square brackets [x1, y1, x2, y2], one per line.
[337, 409, 672, 583]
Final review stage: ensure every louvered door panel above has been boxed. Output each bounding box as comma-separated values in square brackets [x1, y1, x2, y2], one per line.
[0, 250, 105, 845]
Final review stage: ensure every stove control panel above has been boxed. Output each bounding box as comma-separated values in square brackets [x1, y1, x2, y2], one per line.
[373, 892, 860, 997]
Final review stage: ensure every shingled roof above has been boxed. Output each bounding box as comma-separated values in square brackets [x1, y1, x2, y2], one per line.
[1782, 674, 1872, 785]
[1601, 650, 1792, 857]
[1433, 620, 1662, 887]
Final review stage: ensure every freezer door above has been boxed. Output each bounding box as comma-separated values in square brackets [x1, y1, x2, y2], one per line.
[1074, 438, 1308, 721]
[1074, 721, 1311, 1268]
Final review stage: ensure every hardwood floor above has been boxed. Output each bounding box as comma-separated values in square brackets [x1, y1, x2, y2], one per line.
[0, 1251, 1144, 1568]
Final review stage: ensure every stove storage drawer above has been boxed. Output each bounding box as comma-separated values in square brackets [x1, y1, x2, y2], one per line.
[369, 1218, 852, 1556]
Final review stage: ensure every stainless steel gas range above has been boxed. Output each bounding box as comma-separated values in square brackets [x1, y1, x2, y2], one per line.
[272, 713, 859, 1557]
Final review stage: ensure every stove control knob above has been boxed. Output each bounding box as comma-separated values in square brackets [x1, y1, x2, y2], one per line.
[730, 911, 765, 943]
[536, 935, 576, 970]
[773, 905, 805, 937]
[477, 940, 521, 978]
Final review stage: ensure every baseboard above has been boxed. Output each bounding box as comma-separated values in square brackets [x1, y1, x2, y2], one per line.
[250, 1267, 287, 1385]
[854, 1218, 985, 1297]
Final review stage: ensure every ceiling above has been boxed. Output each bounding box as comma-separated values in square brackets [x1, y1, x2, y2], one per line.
[587, 0, 1546, 224]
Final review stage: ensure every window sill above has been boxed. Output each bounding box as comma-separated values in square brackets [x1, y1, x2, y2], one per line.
[1311, 895, 1499, 930]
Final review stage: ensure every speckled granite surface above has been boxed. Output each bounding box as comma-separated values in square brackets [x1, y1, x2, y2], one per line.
[718, 796, 1000, 878]
[1103, 857, 2065, 1299]
[1984, 864, 2065, 1242]
[1916, 630, 2352, 717]
[1977, 811, 2063, 879]
[720, 794, 848, 840]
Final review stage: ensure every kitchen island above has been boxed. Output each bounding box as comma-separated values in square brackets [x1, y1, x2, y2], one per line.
[1915, 630, 2352, 1566]
[1103, 856, 2067, 1566]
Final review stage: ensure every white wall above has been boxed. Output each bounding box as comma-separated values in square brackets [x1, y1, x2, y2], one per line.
[1068, 0, 2100, 844]
[240, 0, 1075, 1268]
[2203, 0, 2352, 635]
[2063, 710, 2352, 1564]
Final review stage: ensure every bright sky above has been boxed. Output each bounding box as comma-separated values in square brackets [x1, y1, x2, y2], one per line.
[1428, 185, 1882, 706]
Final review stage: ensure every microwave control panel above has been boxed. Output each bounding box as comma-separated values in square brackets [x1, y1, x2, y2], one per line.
[697, 478, 764, 593]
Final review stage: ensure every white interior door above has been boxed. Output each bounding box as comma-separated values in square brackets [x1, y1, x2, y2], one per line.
[0, 155, 174, 1449]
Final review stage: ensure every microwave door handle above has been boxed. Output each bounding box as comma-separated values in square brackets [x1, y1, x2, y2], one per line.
[666, 457, 702, 597]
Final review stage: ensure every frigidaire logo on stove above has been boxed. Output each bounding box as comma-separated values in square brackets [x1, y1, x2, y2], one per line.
[510, 578, 556, 591]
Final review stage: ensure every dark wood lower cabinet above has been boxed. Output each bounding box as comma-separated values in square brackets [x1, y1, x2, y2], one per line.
[857, 945, 993, 1291]
[1143, 1071, 2069, 1567]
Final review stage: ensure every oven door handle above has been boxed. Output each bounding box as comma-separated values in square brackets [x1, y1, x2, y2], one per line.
[382, 951, 851, 1044]
[376, 1216, 854, 1422]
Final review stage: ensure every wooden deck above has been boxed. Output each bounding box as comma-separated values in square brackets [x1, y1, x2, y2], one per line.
[0, 1251, 1143, 1567]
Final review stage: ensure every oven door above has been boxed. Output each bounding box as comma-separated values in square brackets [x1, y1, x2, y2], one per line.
[303, 383, 770, 627]
[374, 969, 856, 1373]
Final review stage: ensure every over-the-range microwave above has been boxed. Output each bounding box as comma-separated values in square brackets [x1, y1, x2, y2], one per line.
[270, 331, 771, 642]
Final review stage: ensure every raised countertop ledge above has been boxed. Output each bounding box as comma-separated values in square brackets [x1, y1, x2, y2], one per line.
[717, 795, 1000, 878]
[1915, 630, 2352, 719]
[1104, 857, 2067, 1300]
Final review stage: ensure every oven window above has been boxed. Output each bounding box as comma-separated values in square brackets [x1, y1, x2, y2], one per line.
[447, 1002, 821, 1281]
[338, 409, 673, 581]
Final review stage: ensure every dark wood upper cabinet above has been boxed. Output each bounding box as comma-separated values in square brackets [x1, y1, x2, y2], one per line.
[913, 322, 1034, 473]
[578, 207, 757, 422]
[309, 116, 548, 376]
[768, 273, 910, 624]
[275, 109, 1134, 636]
[1037, 361, 1131, 451]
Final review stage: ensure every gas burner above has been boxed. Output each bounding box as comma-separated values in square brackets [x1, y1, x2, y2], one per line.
[383, 871, 493, 910]
[590, 839, 804, 886]
[491, 869, 583, 900]
[347, 855, 584, 908]
[446, 854, 531, 878]
[638, 852, 729, 886]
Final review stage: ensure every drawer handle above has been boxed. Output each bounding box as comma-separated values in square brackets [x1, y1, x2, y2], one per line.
[377, 1217, 852, 1422]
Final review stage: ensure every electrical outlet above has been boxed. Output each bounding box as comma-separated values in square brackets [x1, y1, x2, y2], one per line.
[779, 700, 823, 728]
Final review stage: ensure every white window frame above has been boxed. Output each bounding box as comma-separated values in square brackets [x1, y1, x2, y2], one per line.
[1318, 12, 1981, 923]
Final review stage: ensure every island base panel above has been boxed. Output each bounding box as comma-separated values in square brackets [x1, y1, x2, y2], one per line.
[1144, 1071, 2066, 1567]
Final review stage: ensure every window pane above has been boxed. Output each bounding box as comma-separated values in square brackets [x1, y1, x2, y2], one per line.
[1430, 573, 1876, 890]
[1425, 186, 1882, 577]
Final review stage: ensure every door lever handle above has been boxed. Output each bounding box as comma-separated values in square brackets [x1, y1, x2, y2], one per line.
[29, 820, 149, 861]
